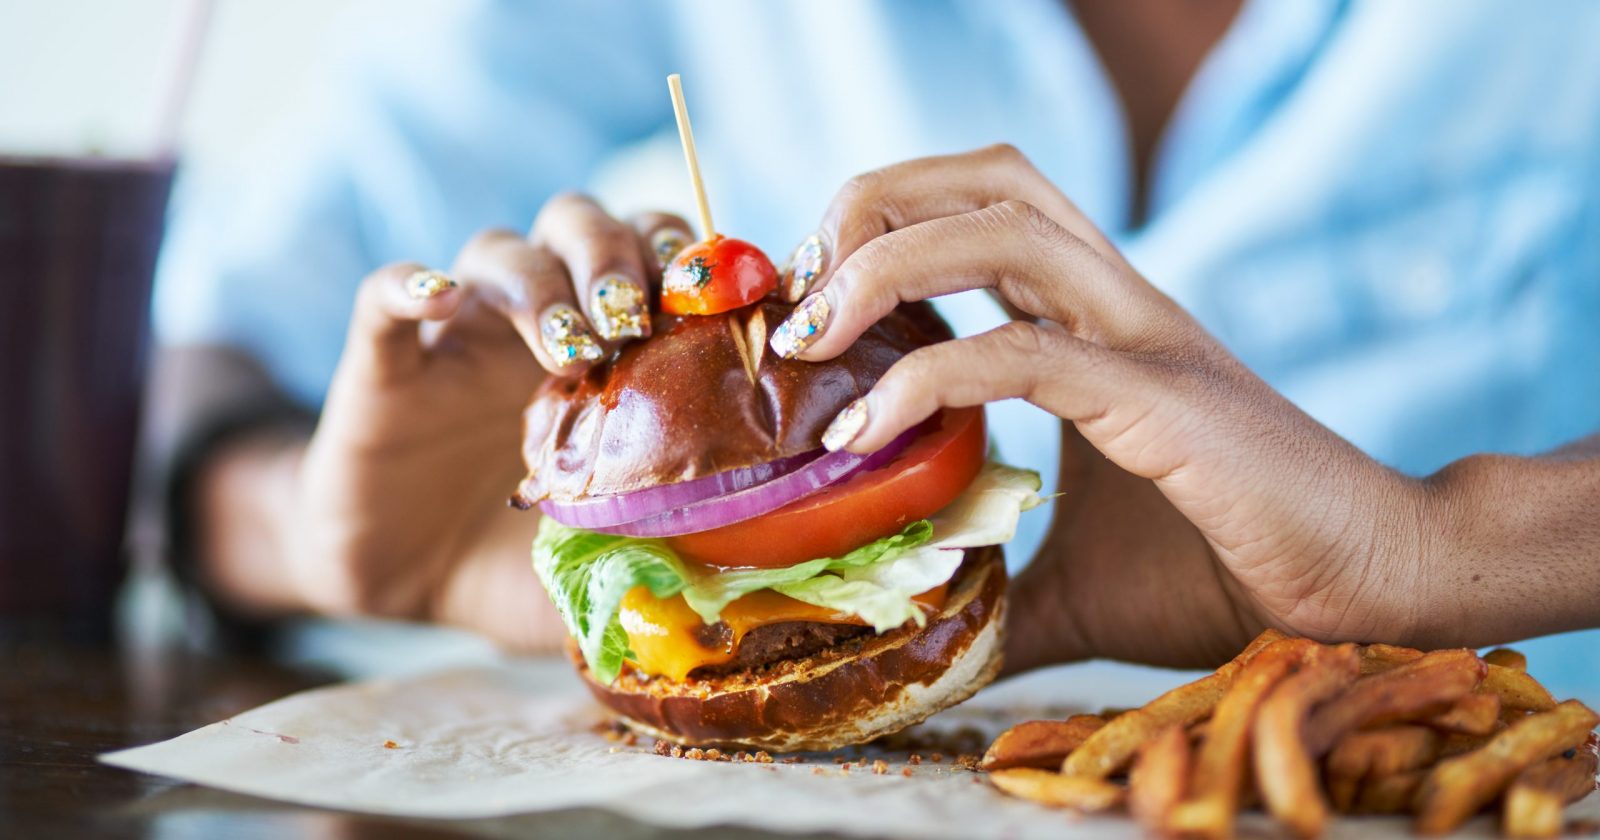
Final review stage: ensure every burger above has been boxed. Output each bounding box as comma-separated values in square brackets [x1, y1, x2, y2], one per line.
[513, 235, 1041, 752]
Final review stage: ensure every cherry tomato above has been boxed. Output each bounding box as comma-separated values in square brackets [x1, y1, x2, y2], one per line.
[665, 407, 987, 569]
[661, 236, 777, 315]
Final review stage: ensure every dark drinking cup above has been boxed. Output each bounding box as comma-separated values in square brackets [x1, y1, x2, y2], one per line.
[0, 155, 175, 641]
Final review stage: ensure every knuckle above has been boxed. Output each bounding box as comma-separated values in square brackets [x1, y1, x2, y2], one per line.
[846, 230, 896, 277]
[461, 227, 517, 258]
[530, 191, 596, 237]
[979, 141, 1028, 167]
[839, 169, 888, 205]
[838, 228, 917, 306]
[638, 211, 691, 233]
[543, 190, 593, 213]
[517, 244, 564, 282]
[885, 342, 947, 390]
[990, 320, 1051, 358]
[995, 199, 1061, 241]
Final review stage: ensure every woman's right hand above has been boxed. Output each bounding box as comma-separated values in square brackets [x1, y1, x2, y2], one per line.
[199, 195, 693, 648]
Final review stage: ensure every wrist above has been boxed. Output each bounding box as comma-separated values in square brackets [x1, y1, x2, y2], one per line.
[1300, 460, 1434, 648]
[1407, 452, 1600, 648]
[196, 433, 308, 615]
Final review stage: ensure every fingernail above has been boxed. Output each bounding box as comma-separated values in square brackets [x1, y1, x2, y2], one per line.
[540, 306, 604, 367]
[650, 228, 691, 268]
[780, 234, 826, 302]
[589, 274, 648, 340]
[769, 292, 831, 359]
[405, 269, 457, 300]
[822, 397, 870, 452]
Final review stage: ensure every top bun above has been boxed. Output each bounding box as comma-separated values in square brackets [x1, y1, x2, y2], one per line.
[518, 300, 951, 502]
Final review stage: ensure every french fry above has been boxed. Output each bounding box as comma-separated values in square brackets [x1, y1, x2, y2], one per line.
[1484, 647, 1527, 672]
[1061, 629, 1287, 778]
[1439, 730, 1497, 758]
[1353, 770, 1425, 815]
[1324, 726, 1441, 812]
[1128, 725, 1190, 834]
[1413, 699, 1600, 835]
[1359, 643, 1424, 674]
[1503, 737, 1599, 839]
[1485, 663, 1558, 712]
[982, 715, 1106, 771]
[1254, 644, 1361, 839]
[1424, 691, 1501, 735]
[988, 634, 1592, 839]
[1167, 638, 1318, 840]
[1304, 649, 1483, 755]
[987, 768, 1125, 812]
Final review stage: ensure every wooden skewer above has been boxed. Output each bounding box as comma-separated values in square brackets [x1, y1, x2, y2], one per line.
[667, 73, 716, 240]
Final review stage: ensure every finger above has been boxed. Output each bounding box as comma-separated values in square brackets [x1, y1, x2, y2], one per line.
[531, 193, 651, 342]
[775, 143, 1128, 303]
[820, 321, 1158, 458]
[770, 201, 1168, 363]
[626, 211, 695, 277]
[451, 229, 604, 375]
[345, 262, 466, 373]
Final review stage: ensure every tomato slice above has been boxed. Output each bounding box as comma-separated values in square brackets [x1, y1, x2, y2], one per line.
[661, 236, 777, 315]
[665, 407, 986, 569]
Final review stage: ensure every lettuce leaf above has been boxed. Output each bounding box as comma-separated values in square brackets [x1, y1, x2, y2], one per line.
[531, 462, 1041, 685]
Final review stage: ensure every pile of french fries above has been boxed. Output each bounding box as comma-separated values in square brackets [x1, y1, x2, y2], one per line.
[983, 630, 1599, 839]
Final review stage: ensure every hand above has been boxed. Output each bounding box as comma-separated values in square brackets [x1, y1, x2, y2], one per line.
[203, 195, 693, 648]
[769, 144, 1432, 670]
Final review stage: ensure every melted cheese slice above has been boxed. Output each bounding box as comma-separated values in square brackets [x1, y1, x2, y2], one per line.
[618, 586, 949, 682]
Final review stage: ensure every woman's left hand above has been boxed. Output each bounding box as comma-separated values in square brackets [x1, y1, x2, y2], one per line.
[769, 144, 1431, 671]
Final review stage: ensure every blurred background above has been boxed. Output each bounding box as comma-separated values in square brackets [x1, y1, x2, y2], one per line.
[1, 0, 506, 675]
[3, 1, 389, 166]
[4, 0, 1598, 693]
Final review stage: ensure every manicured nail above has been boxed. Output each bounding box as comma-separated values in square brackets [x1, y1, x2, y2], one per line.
[589, 274, 648, 340]
[822, 397, 869, 452]
[405, 269, 457, 300]
[540, 306, 604, 367]
[780, 234, 826, 302]
[769, 292, 831, 359]
[650, 228, 691, 268]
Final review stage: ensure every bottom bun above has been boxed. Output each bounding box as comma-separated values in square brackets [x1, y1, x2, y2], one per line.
[574, 546, 1007, 752]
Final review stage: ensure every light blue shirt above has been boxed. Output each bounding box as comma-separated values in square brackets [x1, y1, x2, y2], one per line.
[155, 0, 1600, 697]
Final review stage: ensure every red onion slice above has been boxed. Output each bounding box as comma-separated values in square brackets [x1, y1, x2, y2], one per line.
[579, 426, 920, 539]
[538, 449, 824, 531]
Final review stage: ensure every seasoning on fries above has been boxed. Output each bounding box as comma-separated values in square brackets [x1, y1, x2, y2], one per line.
[983, 631, 1598, 839]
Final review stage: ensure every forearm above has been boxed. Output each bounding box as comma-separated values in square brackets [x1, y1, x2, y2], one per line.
[1411, 434, 1600, 648]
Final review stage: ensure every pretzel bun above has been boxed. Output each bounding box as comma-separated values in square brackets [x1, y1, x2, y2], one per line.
[573, 547, 1006, 753]
[516, 300, 952, 503]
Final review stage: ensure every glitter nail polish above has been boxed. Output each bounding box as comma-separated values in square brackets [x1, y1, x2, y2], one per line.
[779, 234, 826, 303]
[822, 397, 870, 452]
[405, 269, 457, 300]
[650, 228, 691, 268]
[769, 293, 831, 359]
[540, 306, 604, 366]
[590, 274, 648, 340]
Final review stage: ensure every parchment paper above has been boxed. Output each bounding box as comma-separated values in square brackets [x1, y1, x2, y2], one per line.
[102, 658, 1598, 838]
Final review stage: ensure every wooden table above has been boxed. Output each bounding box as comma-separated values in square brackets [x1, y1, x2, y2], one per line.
[0, 639, 817, 839]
